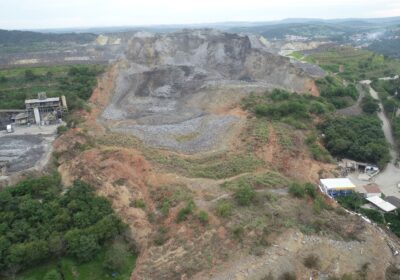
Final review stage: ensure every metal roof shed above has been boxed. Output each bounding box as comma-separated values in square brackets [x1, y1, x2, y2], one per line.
[366, 196, 397, 212]
[320, 178, 356, 190]
[319, 178, 356, 198]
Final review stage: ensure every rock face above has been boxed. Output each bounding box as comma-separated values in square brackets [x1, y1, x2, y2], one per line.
[102, 29, 317, 153]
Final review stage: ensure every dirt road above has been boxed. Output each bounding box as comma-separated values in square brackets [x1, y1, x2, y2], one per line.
[360, 80, 400, 197]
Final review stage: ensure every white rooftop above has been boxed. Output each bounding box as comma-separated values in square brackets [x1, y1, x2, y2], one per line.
[320, 178, 356, 190]
[25, 97, 60, 104]
[366, 196, 397, 212]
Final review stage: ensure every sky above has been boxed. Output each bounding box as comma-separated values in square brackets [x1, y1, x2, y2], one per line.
[0, 0, 399, 30]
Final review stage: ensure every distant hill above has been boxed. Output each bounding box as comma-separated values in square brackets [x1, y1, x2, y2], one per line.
[0, 29, 96, 45]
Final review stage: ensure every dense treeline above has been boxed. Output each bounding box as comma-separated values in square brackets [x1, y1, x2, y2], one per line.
[316, 76, 358, 109]
[320, 115, 390, 167]
[0, 174, 125, 276]
[58, 66, 104, 110]
[0, 29, 96, 45]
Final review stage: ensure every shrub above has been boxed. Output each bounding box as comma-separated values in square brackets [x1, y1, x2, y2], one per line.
[232, 225, 244, 240]
[361, 96, 380, 114]
[216, 200, 233, 218]
[234, 182, 256, 206]
[132, 199, 146, 209]
[197, 210, 209, 225]
[153, 227, 169, 246]
[57, 125, 68, 135]
[160, 198, 171, 217]
[289, 182, 305, 198]
[304, 183, 317, 198]
[176, 200, 195, 223]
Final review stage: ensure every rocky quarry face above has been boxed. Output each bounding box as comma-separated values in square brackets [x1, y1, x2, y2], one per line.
[101, 29, 319, 153]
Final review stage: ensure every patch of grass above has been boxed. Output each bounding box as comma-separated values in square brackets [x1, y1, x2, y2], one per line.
[252, 120, 269, 143]
[222, 172, 290, 194]
[197, 211, 209, 225]
[131, 199, 146, 209]
[174, 132, 200, 143]
[215, 200, 233, 218]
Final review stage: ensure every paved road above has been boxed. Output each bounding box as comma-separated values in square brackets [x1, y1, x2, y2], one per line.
[359, 80, 400, 197]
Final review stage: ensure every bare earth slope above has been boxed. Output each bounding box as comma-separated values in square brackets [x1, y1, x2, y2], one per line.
[101, 29, 318, 153]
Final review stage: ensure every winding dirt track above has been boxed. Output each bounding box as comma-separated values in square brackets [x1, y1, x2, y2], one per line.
[360, 80, 400, 197]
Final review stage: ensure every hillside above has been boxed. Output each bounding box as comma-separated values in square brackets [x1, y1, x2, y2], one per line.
[48, 30, 400, 279]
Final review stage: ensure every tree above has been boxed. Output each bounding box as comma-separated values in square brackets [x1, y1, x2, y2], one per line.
[103, 243, 128, 272]
[361, 96, 380, 114]
[65, 231, 100, 262]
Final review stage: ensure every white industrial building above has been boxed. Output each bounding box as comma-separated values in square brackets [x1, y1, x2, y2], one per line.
[319, 178, 356, 198]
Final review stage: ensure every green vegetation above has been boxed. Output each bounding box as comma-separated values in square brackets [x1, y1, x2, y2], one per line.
[197, 211, 209, 225]
[222, 171, 290, 191]
[147, 152, 262, 180]
[288, 51, 304, 61]
[320, 115, 391, 167]
[176, 200, 196, 223]
[242, 89, 333, 128]
[131, 199, 146, 209]
[234, 183, 256, 206]
[15, 239, 136, 280]
[215, 200, 233, 218]
[0, 64, 105, 110]
[288, 182, 317, 199]
[361, 95, 380, 114]
[316, 76, 358, 109]
[371, 78, 400, 149]
[306, 47, 400, 81]
[337, 193, 400, 238]
[0, 174, 130, 278]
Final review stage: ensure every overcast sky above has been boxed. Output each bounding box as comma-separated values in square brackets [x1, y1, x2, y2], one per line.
[1, 0, 399, 30]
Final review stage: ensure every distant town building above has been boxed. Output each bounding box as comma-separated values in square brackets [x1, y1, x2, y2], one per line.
[25, 92, 68, 124]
